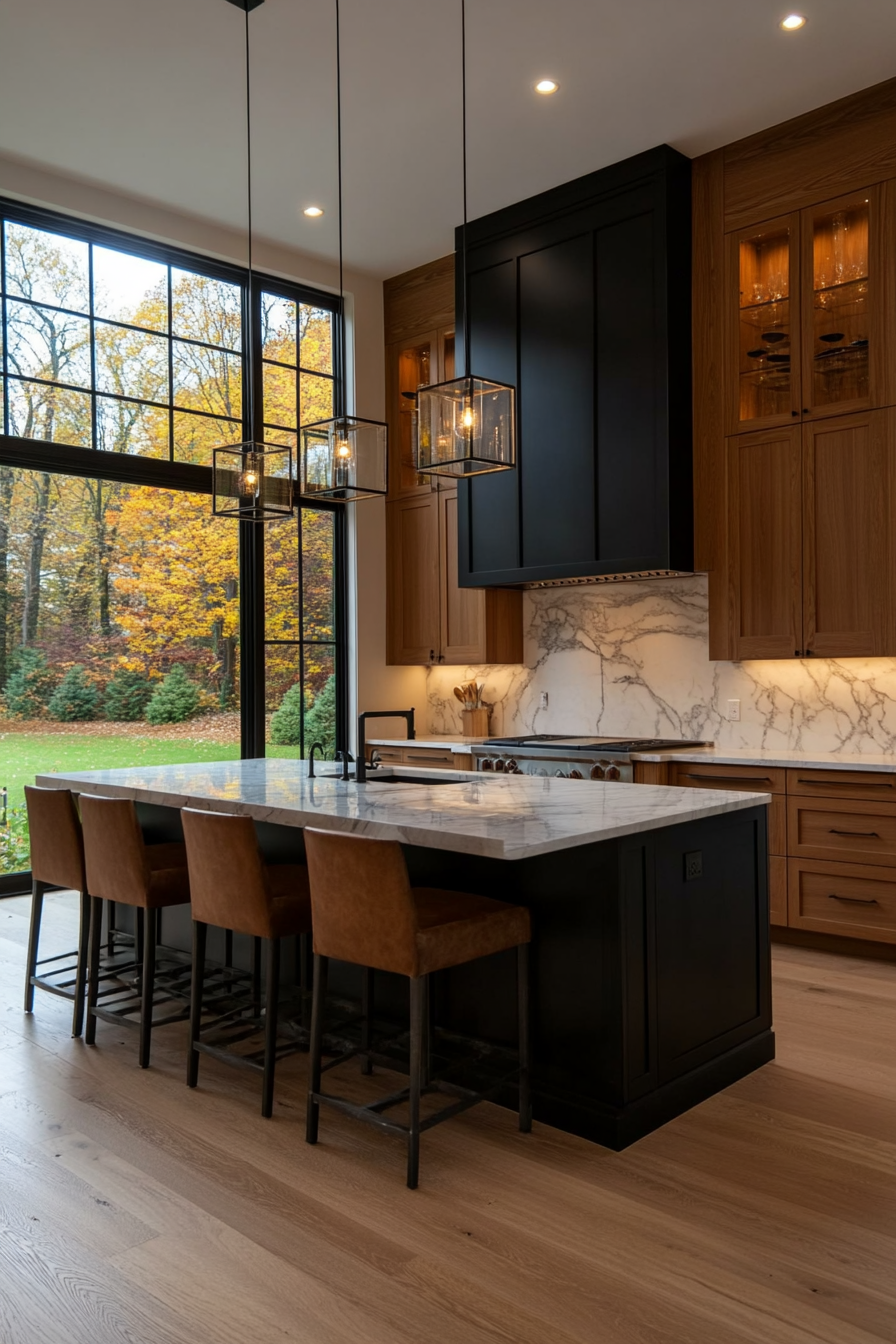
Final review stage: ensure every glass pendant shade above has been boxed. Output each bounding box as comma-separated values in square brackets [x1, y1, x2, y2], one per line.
[301, 415, 388, 501]
[212, 439, 294, 520]
[415, 374, 516, 477]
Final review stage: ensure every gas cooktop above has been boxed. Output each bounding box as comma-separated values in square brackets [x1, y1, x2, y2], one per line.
[482, 736, 706, 753]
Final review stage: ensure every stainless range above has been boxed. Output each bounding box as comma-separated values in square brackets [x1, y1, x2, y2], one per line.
[470, 735, 709, 782]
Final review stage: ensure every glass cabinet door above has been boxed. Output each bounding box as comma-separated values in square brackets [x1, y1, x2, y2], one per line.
[389, 333, 436, 496]
[801, 188, 878, 417]
[728, 214, 800, 432]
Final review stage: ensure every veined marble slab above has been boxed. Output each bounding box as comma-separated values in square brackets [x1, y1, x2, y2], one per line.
[36, 759, 768, 863]
[633, 746, 896, 771]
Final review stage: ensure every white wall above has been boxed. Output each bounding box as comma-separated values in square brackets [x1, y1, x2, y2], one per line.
[426, 574, 896, 755]
[0, 152, 425, 742]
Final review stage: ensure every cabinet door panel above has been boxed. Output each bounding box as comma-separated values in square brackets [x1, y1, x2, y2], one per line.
[727, 427, 802, 659]
[439, 490, 486, 664]
[788, 858, 896, 943]
[769, 855, 787, 926]
[725, 213, 801, 434]
[387, 334, 436, 498]
[803, 410, 894, 657]
[520, 234, 595, 568]
[386, 495, 439, 665]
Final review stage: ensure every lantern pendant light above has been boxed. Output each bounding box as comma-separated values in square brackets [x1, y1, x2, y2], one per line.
[414, 0, 516, 479]
[213, 0, 295, 521]
[300, 0, 388, 503]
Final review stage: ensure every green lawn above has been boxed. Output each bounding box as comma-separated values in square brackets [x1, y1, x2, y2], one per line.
[0, 734, 244, 812]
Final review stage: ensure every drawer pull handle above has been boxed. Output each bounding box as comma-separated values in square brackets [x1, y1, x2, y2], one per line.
[797, 778, 894, 788]
[683, 773, 773, 784]
[828, 893, 880, 906]
[406, 754, 448, 762]
[828, 828, 880, 838]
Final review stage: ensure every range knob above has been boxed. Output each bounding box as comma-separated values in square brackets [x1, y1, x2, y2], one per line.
[554, 768, 566, 778]
[590, 764, 606, 780]
[480, 757, 494, 771]
[604, 763, 621, 781]
[494, 757, 506, 772]
[568, 768, 584, 780]
[506, 758, 521, 774]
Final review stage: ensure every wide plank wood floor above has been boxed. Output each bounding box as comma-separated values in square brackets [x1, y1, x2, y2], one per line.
[0, 892, 893, 1344]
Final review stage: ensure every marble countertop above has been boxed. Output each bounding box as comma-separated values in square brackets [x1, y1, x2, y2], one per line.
[367, 737, 485, 753]
[36, 759, 769, 862]
[631, 746, 896, 772]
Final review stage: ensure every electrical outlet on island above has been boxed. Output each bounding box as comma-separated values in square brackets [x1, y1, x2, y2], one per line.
[727, 699, 741, 721]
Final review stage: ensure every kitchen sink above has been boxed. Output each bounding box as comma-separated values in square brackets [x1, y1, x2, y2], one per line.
[363, 774, 463, 786]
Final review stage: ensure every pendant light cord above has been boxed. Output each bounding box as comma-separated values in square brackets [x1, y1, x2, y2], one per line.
[336, 0, 347, 421]
[461, 0, 471, 381]
[244, 2, 255, 438]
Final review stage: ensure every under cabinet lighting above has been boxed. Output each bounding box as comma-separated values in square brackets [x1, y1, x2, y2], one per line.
[535, 79, 559, 94]
[780, 13, 807, 29]
[303, 205, 324, 217]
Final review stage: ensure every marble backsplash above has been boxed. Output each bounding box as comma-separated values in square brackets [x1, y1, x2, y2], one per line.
[426, 574, 896, 754]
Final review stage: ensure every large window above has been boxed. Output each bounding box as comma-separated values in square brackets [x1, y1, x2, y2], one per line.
[0, 199, 345, 886]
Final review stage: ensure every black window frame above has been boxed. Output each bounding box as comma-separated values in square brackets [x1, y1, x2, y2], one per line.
[0, 196, 348, 893]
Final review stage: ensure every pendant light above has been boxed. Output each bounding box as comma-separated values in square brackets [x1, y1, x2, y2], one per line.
[414, 0, 516, 479]
[300, 0, 388, 503]
[213, 0, 294, 521]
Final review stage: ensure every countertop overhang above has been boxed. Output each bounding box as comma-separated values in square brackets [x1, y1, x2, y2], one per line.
[36, 759, 769, 862]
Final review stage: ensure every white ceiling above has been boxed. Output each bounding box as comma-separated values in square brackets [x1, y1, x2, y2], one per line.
[2, 0, 896, 278]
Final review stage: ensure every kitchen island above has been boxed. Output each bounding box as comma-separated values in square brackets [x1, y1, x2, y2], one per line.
[38, 760, 774, 1148]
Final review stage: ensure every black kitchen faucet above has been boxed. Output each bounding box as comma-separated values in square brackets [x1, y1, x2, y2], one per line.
[356, 709, 416, 783]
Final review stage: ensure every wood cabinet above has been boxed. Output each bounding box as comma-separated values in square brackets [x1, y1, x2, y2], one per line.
[649, 757, 896, 942]
[695, 82, 896, 661]
[384, 259, 523, 665]
[457, 145, 693, 588]
[366, 744, 473, 771]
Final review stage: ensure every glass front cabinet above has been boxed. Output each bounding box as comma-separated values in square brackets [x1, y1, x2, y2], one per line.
[726, 186, 892, 434]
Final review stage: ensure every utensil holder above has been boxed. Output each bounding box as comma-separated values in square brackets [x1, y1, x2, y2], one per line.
[461, 708, 489, 737]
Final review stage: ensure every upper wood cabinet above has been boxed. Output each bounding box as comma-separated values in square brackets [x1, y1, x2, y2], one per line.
[725, 186, 894, 435]
[383, 259, 523, 665]
[725, 410, 896, 660]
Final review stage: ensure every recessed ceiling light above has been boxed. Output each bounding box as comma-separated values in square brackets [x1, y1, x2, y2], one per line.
[303, 205, 324, 218]
[535, 79, 559, 95]
[780, 13, 807, 29]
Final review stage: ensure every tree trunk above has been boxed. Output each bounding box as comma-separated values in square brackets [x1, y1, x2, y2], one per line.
[23, 473, 52, 645]
[0, 466, 14, 688]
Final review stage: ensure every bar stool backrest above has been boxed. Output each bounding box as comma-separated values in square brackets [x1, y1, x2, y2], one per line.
[79, 794, 150, 907]
[303, 828, 419, 977]
[181, 808, 271, 930]
[24, 786, 87, 892]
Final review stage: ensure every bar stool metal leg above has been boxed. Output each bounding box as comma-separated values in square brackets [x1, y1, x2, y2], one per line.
[71, 887, 91, 1037]
[85, 896, 103, 1046]
[187, 920, 207, 1088]
[407, 975, 426, 1190]
[262, 938, 281, 1119]
[306, 953, 328, 1144]
[252, 936, 262, 1017]
[360, 966, 374, 1075]
[518, 943, 532, 1133]
[139, 905, 157, 1069]
[23, 880, 46, 1013]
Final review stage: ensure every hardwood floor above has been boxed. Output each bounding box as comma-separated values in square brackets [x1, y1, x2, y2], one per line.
[0, 892, 893, 1344]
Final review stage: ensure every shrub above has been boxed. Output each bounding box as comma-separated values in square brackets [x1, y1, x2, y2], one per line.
[145, 666, 201, 725]
[269, 682, 303, 746]
[103, 669, 153, 722]
[0, 806, 31, 876]
[3, 648, 55, 719]
[303, 675, 337, 759]
[47, 665, 100, 722]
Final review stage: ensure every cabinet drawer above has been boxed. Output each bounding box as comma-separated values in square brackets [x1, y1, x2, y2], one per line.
[671, 763, 787, 794]
[370, 746, 405, 763]
[787, 859, 896, 943]
[401, 748, 457, 768]
[787, 796, 896, 866]
[769, 855, 787, 927]
[787, 768, 896, 802]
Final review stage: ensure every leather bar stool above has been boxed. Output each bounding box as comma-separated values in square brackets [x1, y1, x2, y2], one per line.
[180, 808, 313, 1118]
[23, 786, 90, 1037]
[80, 794, 192, 1068]
[303, 827, 532, 1189]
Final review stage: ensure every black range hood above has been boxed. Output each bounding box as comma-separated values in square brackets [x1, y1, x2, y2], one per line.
[455, 145, 693, 588]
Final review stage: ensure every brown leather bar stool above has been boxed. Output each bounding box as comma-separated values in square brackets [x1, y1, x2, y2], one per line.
[180, 808, 313, 1118]
[303, 827, 532, 1189]
[23, 786, 90, 1037]
[80, 794, 192, 1068]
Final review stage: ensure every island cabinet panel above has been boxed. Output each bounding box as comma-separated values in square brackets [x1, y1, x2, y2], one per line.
[726, 427, 803, 660]
[802, 410, 896, 657]
[456, 145, 693, 588]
